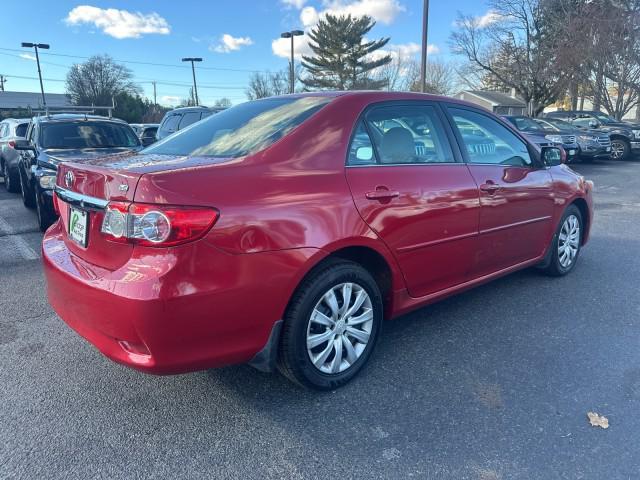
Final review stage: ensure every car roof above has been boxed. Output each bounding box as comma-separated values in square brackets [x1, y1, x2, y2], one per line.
[32, 114, 128, 124]
[1, 118, 30, 124]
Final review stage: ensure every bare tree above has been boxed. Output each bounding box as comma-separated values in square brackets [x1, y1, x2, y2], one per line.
[450, 0, 592, 115]
[246, 70, 289, 100]
[373, 51, 456, 95]
[213, 98, 232, 108]
[66, 54, 139, 106]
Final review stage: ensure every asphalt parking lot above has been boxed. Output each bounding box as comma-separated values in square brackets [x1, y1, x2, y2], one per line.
[1, 159, 639, 480]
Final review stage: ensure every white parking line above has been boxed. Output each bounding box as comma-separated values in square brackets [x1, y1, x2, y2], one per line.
[0, 215, 39, 261]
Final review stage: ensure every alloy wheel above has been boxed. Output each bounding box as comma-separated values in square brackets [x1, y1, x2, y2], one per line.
[306, 282, 373, 374]
[610, 140, 625, 160]
[558, 214, 580, 268]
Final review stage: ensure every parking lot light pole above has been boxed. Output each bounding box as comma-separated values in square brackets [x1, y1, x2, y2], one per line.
[280, 30, 304, 94]
[420, 0, 429, 93]
[21, 42, 49, 109]
[182, 57, 202, 106]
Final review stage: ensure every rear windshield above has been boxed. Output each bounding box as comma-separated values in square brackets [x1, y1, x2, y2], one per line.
[40, 121, 140, 149]
[143, 96, 331, 158]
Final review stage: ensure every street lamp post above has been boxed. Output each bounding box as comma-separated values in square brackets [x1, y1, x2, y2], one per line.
[280, 30, 304, 94]
[181, 57, 203, 106]
[21, 42, 50, 109]
[420, 0, 430, 93]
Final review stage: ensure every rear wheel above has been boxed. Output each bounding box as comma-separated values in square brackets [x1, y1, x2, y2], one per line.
[3, 160, 20, 193]
[277, 259, 383, 390]
[19, 168, 35, 208]
[540, 205, 583, 276]
[610, 139, 630, 160]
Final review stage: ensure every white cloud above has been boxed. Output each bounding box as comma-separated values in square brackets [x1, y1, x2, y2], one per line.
[160, 95, 181, 106]
[19, 53, 36, 61]
[272, 35, 314, 59]
[212, 34, 254, 53]
[274, 0, 405, 60]
[281, 0, 307, 8]
[65, 6, 170, 39]
[455, 9, 504, 29]
[320, 0, 405, 25]
[300, 6, 320, 26]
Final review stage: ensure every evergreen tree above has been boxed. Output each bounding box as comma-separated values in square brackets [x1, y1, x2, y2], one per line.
[302, 14, 392, 90]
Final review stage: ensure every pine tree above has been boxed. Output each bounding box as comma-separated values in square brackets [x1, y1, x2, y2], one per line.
[301, 14, 392, 90]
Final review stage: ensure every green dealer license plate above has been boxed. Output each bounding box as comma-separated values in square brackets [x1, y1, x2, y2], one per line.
[69, 207, 88, 247]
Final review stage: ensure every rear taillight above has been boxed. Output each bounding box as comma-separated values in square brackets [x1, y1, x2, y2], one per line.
[101, 202, 219, 247]
[8, 141, 15, 149]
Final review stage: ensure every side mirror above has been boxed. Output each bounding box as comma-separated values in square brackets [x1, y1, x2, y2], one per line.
[541, 146, 565, 166]
[588, 120, 599, 128]
[355, 146, 373, 162]
[13, 139, 35, 151]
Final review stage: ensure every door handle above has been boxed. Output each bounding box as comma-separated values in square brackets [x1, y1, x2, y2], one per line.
[365, 189, 400, 201]
[480, 182, 501, 193]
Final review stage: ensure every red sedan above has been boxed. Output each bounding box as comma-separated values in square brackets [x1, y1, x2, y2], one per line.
[43, 92, 593, 389]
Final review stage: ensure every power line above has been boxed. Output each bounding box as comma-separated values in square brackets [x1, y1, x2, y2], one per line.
[0, 47, 272, 74]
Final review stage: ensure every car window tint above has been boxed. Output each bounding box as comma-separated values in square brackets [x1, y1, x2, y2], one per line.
[347, 121, 376, 166]
[179, 112, 202, 129]
[363, 105, 455, 165]
[15, 123, 28, 137]
[160, 115, 180, 135]
[144, 96, 331, 158]
[449, 108, 532, 166]
[39, 122, 139, 149]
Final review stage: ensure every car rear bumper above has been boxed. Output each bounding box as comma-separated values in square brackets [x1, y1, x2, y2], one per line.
[43, 222, 318, 374]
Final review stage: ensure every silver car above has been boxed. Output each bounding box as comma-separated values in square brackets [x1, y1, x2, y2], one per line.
[0, 118, 30, 192]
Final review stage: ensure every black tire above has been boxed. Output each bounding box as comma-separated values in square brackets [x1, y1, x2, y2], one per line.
[2, 160, 21, 193]
[19, 168, 35, 208]
[277, 259, 383, 390]
[540, 205, 583, 276]
[610, 139, 630, 161]
[35, 187, 54, 232]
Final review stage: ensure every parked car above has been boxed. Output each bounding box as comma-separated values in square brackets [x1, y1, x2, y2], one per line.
[14, 114, 142, 231]
[43, 92, 593, 390]
[155, 106, 225, 141]
[130, 123, 159, 147]
[0, 118, 30, 192]
[502, 115, 579, 162]
[545, 110, 640, 160]
[535, 117, 611, 161]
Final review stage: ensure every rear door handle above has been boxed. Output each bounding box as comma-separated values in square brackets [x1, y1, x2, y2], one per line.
[480, 182, 501, 193]
[365, 189, 400, 201]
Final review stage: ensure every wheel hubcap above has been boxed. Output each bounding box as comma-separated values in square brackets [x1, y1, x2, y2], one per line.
[558, 214, 580, 268]
[306, 282, 373, 374]
[611, 141, 624, 159]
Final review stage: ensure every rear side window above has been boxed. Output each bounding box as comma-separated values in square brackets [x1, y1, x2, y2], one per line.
[347, 121, 376, 165]
[449, 108, 532, 166]
[178, 112, 202, 129]
[15, 123, 28, 137]
[144, 96, 331, 158]
[354, 104, 454, 165]
[159, 115, 180, 135]
[0, 123, 6, 138]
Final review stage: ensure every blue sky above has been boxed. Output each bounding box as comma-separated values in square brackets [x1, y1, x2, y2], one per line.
[0, 0, 492, 106]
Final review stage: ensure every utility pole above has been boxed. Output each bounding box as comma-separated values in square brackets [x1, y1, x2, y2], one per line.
[21, 42, 50, 108]
[280, 30, 304, 94]
[0, 75, 6, 92]
[182, 57, 202, 106]
[420, 0, 430, 93]
[152, 81, 157, 105]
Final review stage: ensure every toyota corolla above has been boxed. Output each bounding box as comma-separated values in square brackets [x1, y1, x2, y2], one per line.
[43, 92, 593, 389]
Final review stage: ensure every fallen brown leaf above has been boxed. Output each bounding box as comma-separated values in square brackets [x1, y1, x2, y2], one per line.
[587, 412, 609, 429]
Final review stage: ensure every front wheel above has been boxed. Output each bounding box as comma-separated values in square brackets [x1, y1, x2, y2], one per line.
[277, 260, 383, 390]
[35, 187, 54, 232]
[540, 205, 583, 276]
[19, 168, 35, 208]
[610, 139, 630, 160]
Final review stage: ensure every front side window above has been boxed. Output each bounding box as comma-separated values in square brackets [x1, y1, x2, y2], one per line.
[511, 117, 544, 133]
[572, 117, 595, 128]
[355, 104, 454, 165]
[449, 108, 532, 166]
[39, 122, 140, 149]
[144, 96, 331, 158]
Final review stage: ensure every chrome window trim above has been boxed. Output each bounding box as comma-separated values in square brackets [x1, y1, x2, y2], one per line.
[345, 162, 463, 168]
[54, 186, 109, 211]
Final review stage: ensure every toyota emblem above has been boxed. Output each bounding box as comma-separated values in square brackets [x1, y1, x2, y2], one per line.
[64, 171, 74, 188]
